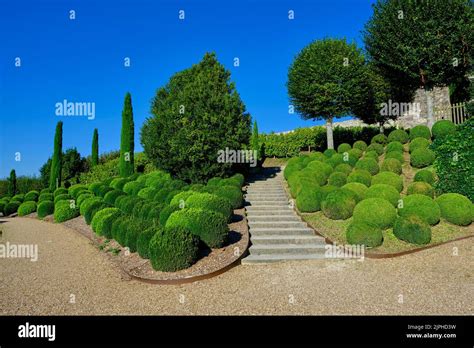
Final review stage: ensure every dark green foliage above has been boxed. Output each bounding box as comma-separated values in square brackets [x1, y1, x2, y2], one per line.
[119, 92, 135, 177]
[352, 198, 397, 229]
[410, 148, 435, 168]
[137, 187, 159, 200]
[40, 188, 52, 194]
[205, 185, 242, 209]
[141, 53, 251, 183]
[37, 200, 54, 219]
[371, 134, 388, 145]
[159, 204, 180, 226]
[53, 188, 68, 197]
[371, 172, 403, 192]
[8, 169, 17, 196]
[88, 182, 103, 196]
[111, 215, 129, 245]
[41, 148, 87, 188]
[39, 193, 54, 202]
[353, 140, 367, 151]
[385, 141, 403, 153]
[398, 194, 440, 226]
[185, 192, 233, 221]
[123, 181, 145, 196]
[54, 200, 79, 222]
[435, 193, 472, 226]
[364, 150, 379, 160]
[137, 227, 159, 259]
[24, 190, 39, 202]
[125, 218, 149, 252]
[355, 158, 379, 175]
[18, 201, 36, 216]
[321, 189, 357, 220]
[79, 196, 102, 218]
[385, 151, 404, 164]
[341, 182, 368, 202]
[110, 177, 130, 190]
[431, 120, 457, 139]
[296, 186, 325, 212]
[337, 143, 352, 154]
[91, 207, 121, 237]
[327, 172, 347, 187]
[4, 201, 20, 216]
[407, 182, 435, 198]
[346, 222, 383, 247]
[170, 191, 195, 208]
[347, 169, 372, 187]
[104, 189, 126, 205]
[409, 125, 431, 140]
[347, 148, 363, 159]
[380, 158, 402, 175]
[409, 137, 431, 153]
[68, 184, 88, 199]
[149, 226, 200, 272]
[393, 216, 431, 245]
[365, 184, 400, 207]
[116, 196, 143, 215]
[84, 200, 107, 225]
[131, 200, 147, 218]
[49, 121, 63, 190]
[97, 185, 114, 198]
[11, 194, 24, 203]
[324, 149, 337, 158]
[387, 130, 409, 144]
[76, 192, 93, 208]
[92, 128, 99, 167]
[54, 194, 72, 204]
[366, 143, 384, 155]
[414, 169, 436, 185]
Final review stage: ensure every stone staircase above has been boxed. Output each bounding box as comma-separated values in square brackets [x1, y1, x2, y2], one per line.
[242, 167, 328, 264]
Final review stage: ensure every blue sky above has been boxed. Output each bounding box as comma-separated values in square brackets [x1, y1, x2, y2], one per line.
[0, 0, 376, 178]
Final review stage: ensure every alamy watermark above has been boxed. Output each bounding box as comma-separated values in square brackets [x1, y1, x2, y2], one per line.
[55, 99, 95, 120]
[325, 242, 365, 261]
[0, 242, 38, 262]
[380, 99, 420, 117]
[217, 147, 257, 167]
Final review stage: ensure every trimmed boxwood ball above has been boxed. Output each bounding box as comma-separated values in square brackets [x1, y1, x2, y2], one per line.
[68, 184, 87, 199]
[154, 188, 172, 203]
[205, 185, 242, 209]
[407, 182, 434, 198]
[125, 218, 149, 252]
[327, 172, 347, 187]
[371, 172, 403, 192]
[11, 194, 24, 203]
[348, 148, 363, 159]
[230, 173, 245, 187]
[170, 191, 196, 208]
[393, 216, 431, 245]
[104, 189, 126, 205]
[53, 188, 68, 197]
[54, 200, 80, 223]
[385, 141, 403, 153]
[40, 188, 51, 194]
[24, 190, 39, 202]
[435, 193, 472, 226]
[4, 201, 20, 216]
[185, 192, 233, 221]
[341, 182, 368, 202]
[337, 143, 352, 154]
[398, 194, 440, 226]
[323, 148, 337, 158]
[334, 163, 352, 176]
[380, 158, 402, 175]
[219, 177, 243, 188]
[346, 222, 383, 247]
[77, 193, 94, 208]
[353, 140, 367, 152]
[366, 143, 384, 155]
[110, 177, 130, 190]
[385, 151, 404, 163]
[137, 187, 159, 200]
[388, 129, 409, 144]
[364, 150, 379, 160]
[365, 184, 400, 207]
[137, 227, 159, 259]
[321, 189, 357, 220]
[294, 170, 326, 190]
[283, 162, 304, 180]
[37, 200, 54, 219]
[409, 125, 431, 140]
[91, 207, 122, 237]
[371, 134, 388, 145]
[54, 193, 72, 204]
[18, 201, 37, 216]
[352, 198, 397, 229]
[324, 153, 345, 168]
[431, 120, 456, 139]
[308, 152, 327, 163]
[149, 225, 200, 272]
[414, 169, 436, 185]
[123, 181, 145, 196]
[166, 208, 229, 248]
[296, 186, 324, 212]
[159, 204, 180, 226]
[355, 158, 379, 175]
[206, 177, 222, 186]
[306, 160, 334, 179]
[409, 137, 431, 153]
[39, 193, 53, 202]
[410, 148, 435, 168]
[97, 185, 114, 197]
[0, 201, 6, 215]
[347, 169, 372, 187]
[88, 182, 104, 196]
[111, 215, 129, 245]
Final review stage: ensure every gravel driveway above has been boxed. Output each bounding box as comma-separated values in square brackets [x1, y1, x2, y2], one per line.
[0, 217, 472, 315]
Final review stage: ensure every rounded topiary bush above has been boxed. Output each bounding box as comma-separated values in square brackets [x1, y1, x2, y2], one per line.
[68, 184, 88, 199]
[77, 192, 94, 208]
[366, 143, 384, 156]
[337, 143, 352, 154]
[327, 172, 347, 187]
[393, 215, 431, 245]
[385, 151, 404, 163]
[355, 158, 379, 175]
[39, 193, 54, 202]
[137, 187, 159, 200]
[18, 201, 37, 216]
[97, 185, 114, 198]
[296, 186, 324, 213]
[82, 198, 108, 225]
[123, 218, 149, 252]
[431, 120, 456, 139]
[54, 193, 72, 205]
[323, 148, 337, 158]
[365, 184, 400, 207]
[407, 182, 434, 198]
[110, 177, 130, 190]
[53, 188, 68, 197]
[137, 227, 159, 259]
[388, 129, 409, 144]
[11, 194, 24, 203]
[346, 222, 383, 247]
[104, 189, 126, 205]
[334, 163, 353, 176]
[123, 181, 145, 196]
[91, 207, 122, 238]
[110, 215, 129, 245]
[409, 137, 431, 153]
[159, 204, 180, 226]
[352, 198, 397, 229]
[308, 151, 327, 162]
[347, 169, 372, 187]
[410, 148, 435, 168]
[341, 182, 368, 202]
[353, 140, 368, 152]
[40, 188, 51, 194]
[385, 141, 403, 153]
[206, 185, 242, 209]
[409, 125, 431, 140]
[324, 153, 347, 168]
[284, 161, 304, 180]
[24, 190, 39, 202]
[414, 169, 436, 185]
[371, 134, 388, 145]
[348, 148, 363, 159]
[306, 160, 333, 179]
[170, 191, 195, 208]
[4, 201, 20, 216]
[54, 200, 80, 223]
[364, 150, 379, 160]
[435, 193, 472, 226]
[321, 189, 357, 220]
[398, 194, 440, 225]
[380, 158, 402, 175]
[37, 200, 54, 219]
[149, 225, 200, 272]
[185, 192, 233, 221]
[371, 172, 403, 192]
[0, 201, 6, 215]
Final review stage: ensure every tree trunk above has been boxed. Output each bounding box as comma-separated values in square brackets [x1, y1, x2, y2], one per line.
[326, 117, 334, 149]
[379, 122, 384, 134]
[426, 88, 435, 129]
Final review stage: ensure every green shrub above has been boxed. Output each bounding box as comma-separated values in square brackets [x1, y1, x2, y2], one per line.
[80, 196, 103, 219]
[337, 143, 352, 153]
[353, 140, 367, 151]
[306, 160, 333, 179]
[371, 172, 403, 192]
[341, 182, 368, 202]
[53, 188, 68, 197]
[409, 125, 431, 140]
[327, 172, 347, 187]
[309, 151, 327, 162]
[380, 158, 402, 175]
[88, 182, 105, 196]
[288, 172, 322, 198]
[352, 198, 397, 229]
[97, 185, 114, 197]
[0, 201, 6, 215]
[431, 120, 456, 139]
[347, 169, 372, 187]
[393, 215, 431, 245]
[355, 158, 379, 175]
[123, 181, 145, 196]
[137, 227, 159, 259]
[323, 148, 337, 158]
[385, 151, 404, 163]
[414, 169, 436, 185]
[18, 201, 37, 216]
[146, 204, 163, 223]
[205, 185, 242, 209]
[296, 186, 324, 212]
[40, 188, 51, 194]
[410, 148, 435, 168]
[154, 188, 172, 203]
[398, 194, 440, 226]
[325, 153, 351, 168]
[371, 134, 388, 145]
[137, 187, 158, 200]
[77, 192, 94, 208]
[54, 200, 80, 223]
[110, 177, 130, 190]
[37, 200, 54, 219]
[346, 222, 383, 247]
[39, 193, 54, 202]
[283, 162, 304, 180]
[365, 184, 400, 207]
[230, 173, 245, 187]
[91, 207, 122, 237]
[321, 189, 357, 220]
[104, 189, 126, 205]
[170, 191, 195, 208]
[4, 202, 20, 216]
[159, 204, 180, 226]
[111, 215, 129, 245]
[366, 143, 384, 155]
[364, 150, 379, 159]
[219, 177, 243, 188]
[385, 141, 403, 153]
[125, 218, 149, 252]
[11, 194, 24, 203]
[435, 193, 472, 226]
[185, 192, 233, 221]
[388, 129, 409, 144]
[54, 194, 72, 205]
[68, 184, 88, 199]
[409, 137, 431, 153]
[149, 226, 200, 272]
[166, 208, 229, 248]
[24, 190, 39, 202]
[334, 163, 353, 176]
[206, 177, 222, 187]
[407, 182, 434, 198]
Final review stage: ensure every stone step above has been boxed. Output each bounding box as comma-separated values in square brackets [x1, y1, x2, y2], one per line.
[241, 253, 327, 264]
[249, 221, 308, 229]
[245, 198, 289, 204]
[245, 209, 294, 216]
[251, 235, 326, 245]
[246, 188, 286, 193]
[249, 227, 315, 236]
[248, 215, 301, 222]
[249, 243, 327, 255]
[246, 201, 290, 207]
[245, 193, 288, 198]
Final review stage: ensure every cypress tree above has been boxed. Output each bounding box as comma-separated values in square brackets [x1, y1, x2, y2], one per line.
[8, 169, 17, 196]
[49, 121, 63, 190]
[119, 92, 135, 177]
[91, 128, 99, 167]
[250, 120, 261, 164]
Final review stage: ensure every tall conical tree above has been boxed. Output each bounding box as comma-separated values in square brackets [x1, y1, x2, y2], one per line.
[250, 120, 261, 164]
[49, 121, 63, 190]
[8, 169, 17, 196]
[91, 128, 99, 167]
[119, 93, 135, 177]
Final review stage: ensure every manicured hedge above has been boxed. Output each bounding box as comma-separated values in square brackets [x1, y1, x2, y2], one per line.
[380, 158, 402, 175]
[68, 184, 88, 199]
[40, 188, 52, 194]
[170, 191, 195, 208]
[352, 198, 397, 229]
[124, 218, 150, 252]
[296, 186, 324, 212]
[435, 193, 472, 226]
[11, 194, 24, 203]
[309, 151, 327, 162]
[159, 204, 180, 226]
[327, 172, 347, 187]
[353, 140, 367, 151]
[54, 193, 72, 204]
[385, 151, 404, 164]
[97, 185, 114, 198]
[341, 182, 368, 202]
[409, 137, 430, 153]
[53, 188, 68, 197]
[137, 187, 159, 200]
[388, 129, 409, 144]
[321, 189, 357, 220]
[334, 163, 353, 176]
[37, 200, 54, 219]
[346, 222, 383, 248]
[414, 169, 436, 185]
[393, 215, 431, 245]
[205, 185, 242, 209]
[104, 189, 126, 205]
[364, 150, 379, 160]
[91, 207, 122, 238]
[355, 158, 379, 175]
[4, 201, 20, 216]
[410, 148, 435, 168]
[39, 193, 54, 202]
[137, 227, 159, 259]
[371, 172, 403, 193]
[398, 194, 440, 225]
[365, 184, 400, 207]
[337, 143, 352, 154]
[185, 192, 233, 221]
[409, 125, 431, 140]
[323, 149, 337, 158]
[366, 143, 384, 155]
[385, 141, 403, 153]
[18, 201, 37, 216]
[306, 160, 333, 179]
[407, 182, 434, 198]
[24, 190, 39, 202]
[371, 134, 388, 145]
[77, 192, 94, 208]
[110, 177, 130, 190]
[54, 200, 80, 223]
[123, 181, 146, 196]
[80, 197, 107, 224]
[111, 215, 129, 245]
[431, 120, 456, 139]
[347, 169, 372, 187]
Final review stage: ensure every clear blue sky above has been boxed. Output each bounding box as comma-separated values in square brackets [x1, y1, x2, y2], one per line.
[0, 0, 376, 178]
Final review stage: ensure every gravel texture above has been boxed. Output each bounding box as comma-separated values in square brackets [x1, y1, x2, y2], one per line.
[0, 217, 472, 315]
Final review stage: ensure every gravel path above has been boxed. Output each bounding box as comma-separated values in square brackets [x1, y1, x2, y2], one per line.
[0, 217, 472, 315]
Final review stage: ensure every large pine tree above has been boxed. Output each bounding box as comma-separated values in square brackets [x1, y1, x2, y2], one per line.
[49, 121, 63, 190]
[119, 93, 135, 177]
[91, 128, 99, 167]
